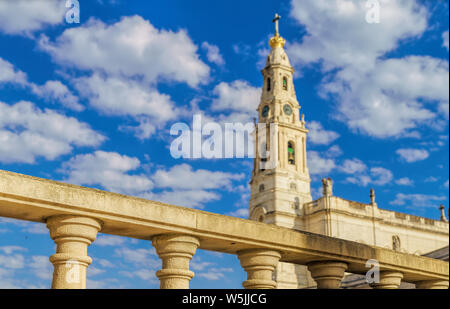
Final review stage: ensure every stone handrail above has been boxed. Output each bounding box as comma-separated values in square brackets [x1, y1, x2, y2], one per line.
[0, 170, 448, 289]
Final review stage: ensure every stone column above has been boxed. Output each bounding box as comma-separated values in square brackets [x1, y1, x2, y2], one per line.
[370, 271, 403, 289]
[237, 249, 281, 289]
[47, 215, 102, 289]
[152, 234, 200, 289]
[415, 280, 449, 289]
[307, 261, 348, 289]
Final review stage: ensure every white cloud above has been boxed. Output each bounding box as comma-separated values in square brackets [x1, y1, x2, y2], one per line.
[0, 269, 20, 288]
[288, 0, 449, 138]
[424, 176, 439, 183]
[0, 246, 26, 255]
[74, 74, 174, 119]
[310, 186, 322, 200]
[120, 119, 159, 140]
[191, 256, 233, 281]
[95, 258, 115, 268]
[95, 235, 127, 247]
[119, 269, 158, 283]
[370, 56, 448, 117]
[232, 43, 251, 57]
[0, 58, 27, 85]
[39, 16, 210, 87]
[74, 73, 177, 139]
[257, 47, 271, 69]
[1, 57, 81, 111]
[29, 255, 52, 280]
[227, 208, 249, 218]
[35, 14, 209, 141]
[346, 167, 393, 187]
[339, 158, 367, 174]
[289, 0, 427, 72]
[211, 80, 261, 123]
[308, 151, 336, 175]
[30, 80, 83, 111]
[114, 247, 158, 266]
[321, 56, 446, 138]
[395, 177, 414, 186]
[197, 267, 234, 281]
[0, 0, 65, 35]
[0, 253, 25, 269]
[0, 218, 47, 235]
[307, 121, 339, 145]
[0, 101, 105, 164]
[183, 81, 260, 155]
[22, 223, 48, 235]
[191, 260, 214, 271]
[326, 145, 343, 158]
[146, 164, 244, 209]
[444, 180, 449, 189]
[152, 164, 244, 191]
[87, 278, 120, 289]
[143, 190, 220, 209]
[390, 193, 446, 208]
[87, 267, 105, 277]
[202, 42, 225, 66]
[366, 167, 393, 186]
[396, 148, 429, 163]
[61, 151, 153, 195]
[0, 249, 52, 288]
[59, 152, 243, 209]
[443, 30, 449, 51]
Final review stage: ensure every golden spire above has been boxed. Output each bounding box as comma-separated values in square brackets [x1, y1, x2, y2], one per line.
[269, 13, 286, 49]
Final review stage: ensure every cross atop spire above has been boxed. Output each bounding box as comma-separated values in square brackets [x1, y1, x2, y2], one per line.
[269, 13, 285, 49]
[273, 13, 281, 36]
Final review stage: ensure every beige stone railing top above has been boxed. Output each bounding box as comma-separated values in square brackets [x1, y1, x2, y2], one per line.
[0, 169, 448, 283]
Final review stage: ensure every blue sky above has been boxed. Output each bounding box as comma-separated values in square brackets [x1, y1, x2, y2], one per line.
[0, 0, 448, 289]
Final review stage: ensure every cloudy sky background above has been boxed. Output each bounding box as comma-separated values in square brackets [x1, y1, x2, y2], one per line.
[0, 0, 448, 288]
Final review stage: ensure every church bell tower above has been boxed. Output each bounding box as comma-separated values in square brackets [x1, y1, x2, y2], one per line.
[249, 14, 312, 229]
[248, 14, 314, 289]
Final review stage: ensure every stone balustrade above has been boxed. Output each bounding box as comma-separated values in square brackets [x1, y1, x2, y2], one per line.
[0, 170, 448, 289]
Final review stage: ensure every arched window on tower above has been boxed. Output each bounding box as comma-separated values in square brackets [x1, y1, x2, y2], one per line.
[267, 78, 271, 92]
[283, 76, 288, 91]
[288, 141, 295, 165]
[260, 142, 268, 171]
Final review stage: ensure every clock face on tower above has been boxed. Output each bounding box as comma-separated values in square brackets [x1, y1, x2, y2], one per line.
[262, 105, 270, 118]
[283, 104, 292, 116]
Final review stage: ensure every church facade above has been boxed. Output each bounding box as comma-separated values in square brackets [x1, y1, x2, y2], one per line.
[248, 17, 449, 289]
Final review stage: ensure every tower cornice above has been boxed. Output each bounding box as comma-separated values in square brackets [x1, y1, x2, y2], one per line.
[261, 64, 295, 74]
